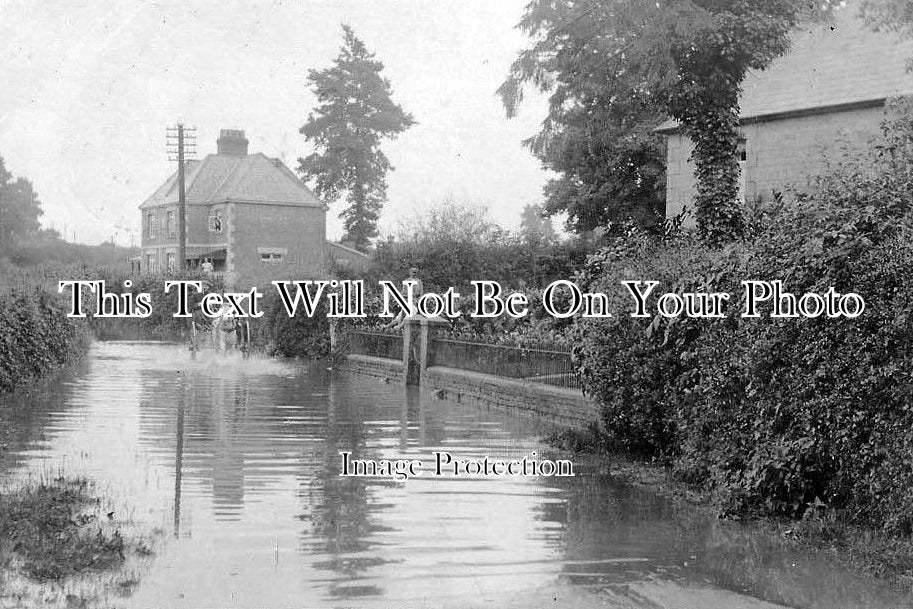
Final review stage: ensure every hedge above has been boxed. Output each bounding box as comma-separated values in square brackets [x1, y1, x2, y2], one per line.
[574, 98, 913, 533]
[0, 282, 89, 393]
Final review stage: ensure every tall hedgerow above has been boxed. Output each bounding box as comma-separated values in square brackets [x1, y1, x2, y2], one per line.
[0, 283, 88, 393]
[575, 98, 913, 532]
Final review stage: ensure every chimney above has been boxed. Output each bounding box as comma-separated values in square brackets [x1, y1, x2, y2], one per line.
[216, 129, 249, 156]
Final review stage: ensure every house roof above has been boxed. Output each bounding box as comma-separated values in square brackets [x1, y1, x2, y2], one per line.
[656, 8, 913, 133]
[326, 241, 370, 259]
[139, 153, 323, 209]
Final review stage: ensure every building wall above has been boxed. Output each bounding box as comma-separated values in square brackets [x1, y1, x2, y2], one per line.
[665, 104, 886, 222]
[326, 242, 370, 272]
[140, 204, 227, 271]
[140, 205, 176, 271]
[228, 202, 326, 288]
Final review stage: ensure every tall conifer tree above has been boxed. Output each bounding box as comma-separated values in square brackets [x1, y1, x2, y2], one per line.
[299, 26, 414, 251]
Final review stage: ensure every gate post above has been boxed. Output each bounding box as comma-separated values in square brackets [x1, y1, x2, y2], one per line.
[419, 316, 447, 383]
[402, 317, 422, 386]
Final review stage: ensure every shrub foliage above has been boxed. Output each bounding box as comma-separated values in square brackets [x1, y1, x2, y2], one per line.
[0, 281, 88, 393]
[575, 99, 913, 533]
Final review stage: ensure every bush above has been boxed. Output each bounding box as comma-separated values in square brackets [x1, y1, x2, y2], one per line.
[257, 289, 331, 358]
[335, 201, 588, 347]
[575, 97, 913, 533]
[350, 202, 589, 292]
[89, 270, 226, 340]
[0, 281, 89, 393]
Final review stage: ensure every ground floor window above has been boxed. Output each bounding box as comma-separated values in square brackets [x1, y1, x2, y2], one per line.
[146, 254, 156, 273]
[166, 252, 176, 270]
[258, 247, 287, 263]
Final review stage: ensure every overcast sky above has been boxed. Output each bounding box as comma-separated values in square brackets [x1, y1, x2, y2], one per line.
[0, 0, 550, 245]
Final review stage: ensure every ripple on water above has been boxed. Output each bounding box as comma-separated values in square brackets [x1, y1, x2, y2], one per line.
[0, 341, 911, 609]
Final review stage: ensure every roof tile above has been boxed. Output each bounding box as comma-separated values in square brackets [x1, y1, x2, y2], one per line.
[140, 153, 322, 208]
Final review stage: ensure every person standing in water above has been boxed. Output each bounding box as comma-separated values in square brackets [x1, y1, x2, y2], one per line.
[385, 267, 423, 330]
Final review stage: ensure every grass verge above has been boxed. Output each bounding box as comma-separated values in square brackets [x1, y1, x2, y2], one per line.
[0, 477, 124, 581]
[0, 475, 155, 608]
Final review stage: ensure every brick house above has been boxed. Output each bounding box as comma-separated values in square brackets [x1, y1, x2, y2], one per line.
[657, 9, 913, 222]
[139, 129, 344, 286]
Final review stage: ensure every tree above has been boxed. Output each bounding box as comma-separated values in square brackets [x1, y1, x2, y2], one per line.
[0, 156, 43, 248]
[519, 203, 557, 246]
[536, 98, 666, 234]
[500, 27, 667, 235]
[395, 200, 505, 245]
[299, 25, 415, 251]
[861, 0, 913, 37]
[502, 0, 829, 245]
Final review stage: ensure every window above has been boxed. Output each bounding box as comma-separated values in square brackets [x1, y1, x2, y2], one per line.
[737, 139, 747, 204]
[258, 247, 287, 263]
[209, 212, 224, 233]
[146, 254, 156, 273]
[166, 211, 175, 237]
[166, 252, 175, 271]
[147, 212, 155, 238]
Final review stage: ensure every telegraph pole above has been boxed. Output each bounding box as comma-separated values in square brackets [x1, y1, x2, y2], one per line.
[167, 124, 196, 270]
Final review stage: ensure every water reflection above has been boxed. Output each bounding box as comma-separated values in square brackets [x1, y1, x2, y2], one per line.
[173, 376, 184, 537]
[0, 342, 911, 609]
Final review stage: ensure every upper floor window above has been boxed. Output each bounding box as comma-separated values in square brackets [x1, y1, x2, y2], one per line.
[209, 212, 224, 233]
[166, 211, 175, 237]
[147, 212, 156, 238]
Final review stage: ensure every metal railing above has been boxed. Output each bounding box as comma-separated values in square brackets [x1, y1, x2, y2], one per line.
[348, 330, 403, 361]
[429, 337, 580, 390]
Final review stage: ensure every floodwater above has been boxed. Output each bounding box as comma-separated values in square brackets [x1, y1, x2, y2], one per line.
[1, 342, 911, 609]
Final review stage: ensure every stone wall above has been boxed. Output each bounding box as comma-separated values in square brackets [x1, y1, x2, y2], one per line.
[341, 354, 404, 381]
[423, 366, 599, 430]
[341, 318, 600, 430]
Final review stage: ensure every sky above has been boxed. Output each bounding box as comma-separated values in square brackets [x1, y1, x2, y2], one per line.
[0, 0, 551, 245]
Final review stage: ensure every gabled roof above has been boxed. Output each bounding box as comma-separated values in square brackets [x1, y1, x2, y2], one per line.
[139, 153, 323, 209]
[656, 8, 913, 133]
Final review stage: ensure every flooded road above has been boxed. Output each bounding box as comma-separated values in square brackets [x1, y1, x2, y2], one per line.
[1, 342, 911, 609]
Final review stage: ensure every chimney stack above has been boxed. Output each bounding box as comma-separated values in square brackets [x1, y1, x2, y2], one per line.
[216, 129, 249, 156]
